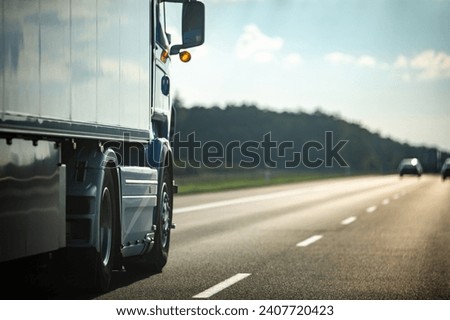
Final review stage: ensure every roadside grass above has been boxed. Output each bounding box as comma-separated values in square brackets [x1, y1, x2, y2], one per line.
[175, 171, 345, 195]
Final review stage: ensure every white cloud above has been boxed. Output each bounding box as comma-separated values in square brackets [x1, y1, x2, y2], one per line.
[324, 52, 355, 65]
[410, 50, 450, 80]
[394, 55, 409, 69]
[357, 55, 377, 68]
[394, 50, 450, 81]
[325, 50, 450, 81]
[325, 51, 379, 69]
[235, 24, 283, 63]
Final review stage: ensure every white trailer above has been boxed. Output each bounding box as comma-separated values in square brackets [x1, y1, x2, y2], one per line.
[0, 0, 204, 292]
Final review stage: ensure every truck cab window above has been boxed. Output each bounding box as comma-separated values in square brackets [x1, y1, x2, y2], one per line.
[156, 1, 170, 50]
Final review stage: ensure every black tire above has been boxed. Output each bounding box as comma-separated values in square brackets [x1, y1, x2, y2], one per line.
[148, 169, 173, 272]
[125, 169, 173, 273]
[63, 168, 118, 293]
[88, 168, 118, 292]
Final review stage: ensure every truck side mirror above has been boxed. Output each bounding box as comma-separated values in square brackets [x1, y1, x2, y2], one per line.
[170, 1, 205, 55]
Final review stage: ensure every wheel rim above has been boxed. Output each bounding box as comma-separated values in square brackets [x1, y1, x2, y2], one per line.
[100, 187, 113, 267]
[160, 182, 171, 248]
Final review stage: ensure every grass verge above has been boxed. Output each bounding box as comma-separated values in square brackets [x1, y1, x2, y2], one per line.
[175, 172, 344, 195]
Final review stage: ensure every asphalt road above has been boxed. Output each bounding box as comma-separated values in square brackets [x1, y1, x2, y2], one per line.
[7, 174, 450, 300]
[97, 174, 450, 300]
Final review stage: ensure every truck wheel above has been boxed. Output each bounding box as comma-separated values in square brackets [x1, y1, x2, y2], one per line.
[66, 168, 118, 293]
[125, 169, 173, 273]
[148, 169, 173, 272]
[93, 169, 118, 292]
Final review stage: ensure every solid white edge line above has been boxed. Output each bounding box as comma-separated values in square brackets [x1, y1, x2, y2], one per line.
[174, 178, 404, 215]
[193, 273, 251, 299]
[366, 205, 377, 213]
[341, 216, 357, 225]
[174, 187, 318, 214]
[296, 235, 323, 247]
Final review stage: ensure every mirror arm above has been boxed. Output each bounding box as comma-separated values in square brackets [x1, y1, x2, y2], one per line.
[170, 45, 183, 55]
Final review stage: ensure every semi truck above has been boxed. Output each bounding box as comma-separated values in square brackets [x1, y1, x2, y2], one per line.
[0, 0, 204, 292]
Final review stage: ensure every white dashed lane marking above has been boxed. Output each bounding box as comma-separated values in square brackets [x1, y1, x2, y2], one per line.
[296, 235, 323, 247]
[187, 186, 414, 299]
[192, 189, 410, 299]
[341, 216, 357, 225]
[193, 273, 251, 299]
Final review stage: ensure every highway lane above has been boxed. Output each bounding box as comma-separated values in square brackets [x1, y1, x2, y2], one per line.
[96, 174, 450, 300]
[6, 174, 448, 299]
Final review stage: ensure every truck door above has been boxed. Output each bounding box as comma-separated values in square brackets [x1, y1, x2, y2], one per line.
[152, 0, 171, 129]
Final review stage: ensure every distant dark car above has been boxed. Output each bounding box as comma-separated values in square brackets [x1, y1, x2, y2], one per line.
[441, 158, 450, 180]
[398, 158, 423, 177]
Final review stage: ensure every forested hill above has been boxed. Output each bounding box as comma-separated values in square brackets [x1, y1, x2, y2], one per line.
[172, 101, 447, 174]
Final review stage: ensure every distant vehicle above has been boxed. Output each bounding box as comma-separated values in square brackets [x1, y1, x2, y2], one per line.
[398, 158, 423, 177]
[441, 158, 450, 180]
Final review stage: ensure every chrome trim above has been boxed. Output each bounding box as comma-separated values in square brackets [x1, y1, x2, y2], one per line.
[125, 179, 158, 185]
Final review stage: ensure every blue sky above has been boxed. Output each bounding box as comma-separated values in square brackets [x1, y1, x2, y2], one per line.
[169, 0, 450, 151]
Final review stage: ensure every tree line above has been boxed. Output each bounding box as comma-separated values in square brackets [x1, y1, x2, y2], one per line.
[171, 99, 448, 176]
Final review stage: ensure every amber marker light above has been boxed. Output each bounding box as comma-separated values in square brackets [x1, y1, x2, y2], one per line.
[179, 51, 192, 63]
[160, 50, 169, 63]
